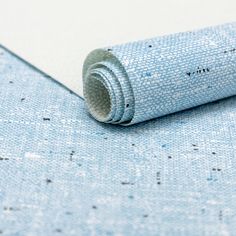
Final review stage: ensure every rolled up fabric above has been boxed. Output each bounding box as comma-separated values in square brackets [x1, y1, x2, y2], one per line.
[83, 22, 236, 125]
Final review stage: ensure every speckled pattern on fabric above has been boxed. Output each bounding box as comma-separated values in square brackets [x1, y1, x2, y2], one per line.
[83, 22, 236, 125]
[1, 43, 236, 236]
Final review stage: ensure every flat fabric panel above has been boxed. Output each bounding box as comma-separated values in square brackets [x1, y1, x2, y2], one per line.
[83, 22, 236, 125]
[1, 45, 236, 236]
[0, 0, 236, 97]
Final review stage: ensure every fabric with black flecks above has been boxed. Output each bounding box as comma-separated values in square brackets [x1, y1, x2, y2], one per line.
[1, 45, 236, 235]
[83, 22, 236, 125]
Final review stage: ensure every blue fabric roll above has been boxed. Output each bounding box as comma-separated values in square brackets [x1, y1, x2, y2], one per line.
[83, 22, 236, 125]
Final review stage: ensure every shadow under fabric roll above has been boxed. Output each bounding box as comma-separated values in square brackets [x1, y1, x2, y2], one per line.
[83, 22, 236, 125]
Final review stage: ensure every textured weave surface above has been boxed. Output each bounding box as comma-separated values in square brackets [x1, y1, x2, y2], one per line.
[1, 46, 236, 235]
[83, 22, 236, 125]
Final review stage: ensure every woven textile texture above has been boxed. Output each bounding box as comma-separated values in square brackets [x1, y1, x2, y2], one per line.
[0, 45, 236, 236]
[83, 22, 236, 125]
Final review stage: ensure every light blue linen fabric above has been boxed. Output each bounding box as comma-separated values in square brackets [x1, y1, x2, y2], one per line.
[0, 44, 236, 235]
[0, 45, 236, 236]
[83, 22, 236, 125]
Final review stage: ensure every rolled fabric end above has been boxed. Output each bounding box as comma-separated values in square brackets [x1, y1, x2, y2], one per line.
[83, 49, 135, 124]
[83, 23, 236, 126]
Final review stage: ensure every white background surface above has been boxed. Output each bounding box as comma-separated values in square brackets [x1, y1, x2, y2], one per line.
[0, 0, 235, 97]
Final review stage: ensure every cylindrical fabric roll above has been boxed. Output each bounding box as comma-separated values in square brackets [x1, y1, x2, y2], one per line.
[83, 22, 236, 125]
